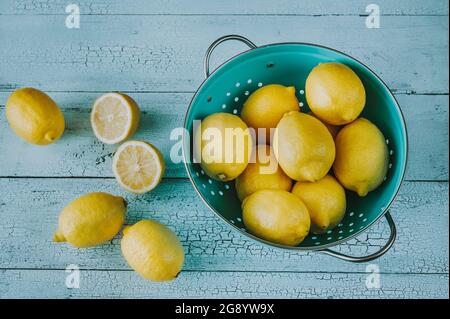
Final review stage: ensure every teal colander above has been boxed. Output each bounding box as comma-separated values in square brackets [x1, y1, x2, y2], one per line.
[182, 35, 408, 262]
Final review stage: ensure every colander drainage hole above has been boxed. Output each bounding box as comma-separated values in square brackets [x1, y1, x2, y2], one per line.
[233, 109, 238, 114]
[218, 191, 224, 196]
[349, 212, 354, 217]
[258, 82, 263, 87]
[210, 191, 215, 195]
[234, 97, 239, 102]
[235, 82, 241, 87]
[247, 79, 252, 84]
[226, 92, 231, 96]
[299, 102, 304, 107]
[222, 104, 226, 109]
[245, 91, 250, 96]
[299, 89, 305, 95]
[224, 184, 230, 190]
[359, 213, 364, 218]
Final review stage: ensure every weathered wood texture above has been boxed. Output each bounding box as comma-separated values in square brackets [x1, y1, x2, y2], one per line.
[0, 15, 448, 94]
[0, 270, 448, 299]
[0, 0, 448, 15]
[0, 179, 448, 274]
[0, 94, 448, 180]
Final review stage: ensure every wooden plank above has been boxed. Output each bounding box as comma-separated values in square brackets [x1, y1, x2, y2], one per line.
[0, 15, 447, 94]
[0, 93, 448, 180]
[0, 269, 447, 299]
[0, 179, 447, 274]
[0, 0, 448, 16]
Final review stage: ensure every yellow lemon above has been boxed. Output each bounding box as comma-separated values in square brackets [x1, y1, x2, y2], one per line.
[6, 87, 65, 145]
[195, 113, 253, 181]
[308, 111, 340, 139]
[112, 140, 165, 194]
[242, 190, 310, 246]
[292, 175, 346, 234]
[53, 192, 126, 248]
[241, 84, 299, 142]
[333, 118, 389, 197]
[91, 92, 140, 144]
[121, 220, 184, 282]
[235, 145, 292, 201]
[273, 111, 335, 182]
[306, 62, 366, 125]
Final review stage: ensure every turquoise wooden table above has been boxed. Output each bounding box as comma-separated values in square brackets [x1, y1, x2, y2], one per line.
[0, 0, 448, 299]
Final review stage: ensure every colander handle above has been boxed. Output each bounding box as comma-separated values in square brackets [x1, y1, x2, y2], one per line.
[204, 35, 257, 78]
[320, 212, 397, 263]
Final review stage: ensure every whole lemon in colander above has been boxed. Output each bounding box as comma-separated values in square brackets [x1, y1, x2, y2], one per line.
[235, 144, 292, 201]
[333, 118, 389, 197]
[292, 175, 346, 234]
[53, 192, 126, 248]
[6, 87, 65, 145]
[273, 111, 335, 182]
[241, 84, 299, 142]
[194, 112, 253, 181]
[121, 220, 184, 282]
[306, 62, 366, 125]
[242, 189, 310, 246]
[308, 111, 341, 140]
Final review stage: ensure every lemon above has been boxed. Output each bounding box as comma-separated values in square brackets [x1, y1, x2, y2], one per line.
[195, 113, 253, 181]
[241, 84, 299, 142]
[6, 87, 65, 145]
[308, 111, 340, 139]
[292, 175, 346, 234]
[53, 192, 126, 248]
[273, 111, 335, 182]
[333, 118, 389, 197]
[121, 220, 184, 282]
[306, 62, 366, 125]
[91, 92, 140, 144]
[235, 145, 292, 201]
[112, 140, 165, 194]
[242, 190, 310, 246]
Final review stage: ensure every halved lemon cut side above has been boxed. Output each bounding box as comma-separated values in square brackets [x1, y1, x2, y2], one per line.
[113, 141, 165, 194]
[91, 92, 140, 144]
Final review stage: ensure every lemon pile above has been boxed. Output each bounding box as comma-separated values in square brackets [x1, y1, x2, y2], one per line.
[5, 88, 183, 282]
[198, 62, 389, 245]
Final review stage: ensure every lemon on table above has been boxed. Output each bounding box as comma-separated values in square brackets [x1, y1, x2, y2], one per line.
[273, 111, 335, 182]
[306, 62, 366, 125]
[121, 220, 184, 282]
[242, 189, 311, 246]
[91, 92, 140, 144]
[235, 145, 292, 201]
[6, 87, 65, 145]
[292, 175, 346, 234]
[333, 118, 389, 197]
[194, 113, 253, 181]
[53, 192, 126, 248]
[241, 84, 299, 142]
[112, 140, 165, 194]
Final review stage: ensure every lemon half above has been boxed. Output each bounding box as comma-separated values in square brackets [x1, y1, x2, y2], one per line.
[112, 140, 165, 194]
[91, 92, 140, 144]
